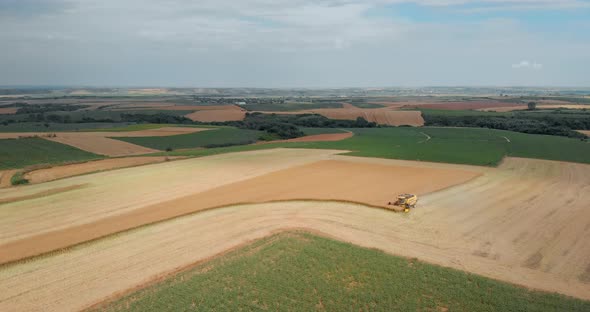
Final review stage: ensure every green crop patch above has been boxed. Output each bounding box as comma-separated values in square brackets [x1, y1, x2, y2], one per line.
[0, 138, 102, 169]
[114, 127, 263, 150]
[160, 127, 590, 166]
[96, 232, 590, 312]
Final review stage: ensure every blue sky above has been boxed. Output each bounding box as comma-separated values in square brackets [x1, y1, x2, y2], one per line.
[0, 0, 589, 87]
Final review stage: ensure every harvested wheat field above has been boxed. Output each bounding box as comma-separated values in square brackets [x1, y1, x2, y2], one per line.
[0, 151, 480, 264]
[0, 170, 17, 188]
[1, 157, 589, 311]
[0, 127, 208, 156]
[185, 106, 247, 122]
[478, 104, 590, 112]
[0, 107, 17, 114]
[23, 157, 181, 184]
[0, 149, 344, 257]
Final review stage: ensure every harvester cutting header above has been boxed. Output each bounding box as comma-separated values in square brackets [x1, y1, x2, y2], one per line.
[389, 194, 418, 213]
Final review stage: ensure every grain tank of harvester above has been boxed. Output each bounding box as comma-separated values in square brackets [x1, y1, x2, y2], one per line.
[388, 194, 418, 213]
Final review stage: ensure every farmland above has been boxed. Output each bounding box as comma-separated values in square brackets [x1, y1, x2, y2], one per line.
[115, 127, 262, 150]
[162, 127, 590, 166]
[0, 91, 589, 311]
[1, 155, 590, 310]
[96, 232, 590, 312]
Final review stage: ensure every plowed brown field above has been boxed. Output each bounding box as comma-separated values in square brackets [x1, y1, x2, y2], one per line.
[0, 158, 589, 311]
[185, 106, 246, 122]
[0, 127, 208, 156]
[23, 157, 181, 184]
[0, 107, 17, 114]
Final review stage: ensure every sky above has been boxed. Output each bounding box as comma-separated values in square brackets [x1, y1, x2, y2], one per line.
[0, 0, 589, 87]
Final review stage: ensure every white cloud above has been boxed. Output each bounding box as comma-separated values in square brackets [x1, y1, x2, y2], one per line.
[0, 0, 587, 86]
[512, 60, 543, 69]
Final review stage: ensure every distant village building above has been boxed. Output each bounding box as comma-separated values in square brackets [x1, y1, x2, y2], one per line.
[236, 101, 246, 105]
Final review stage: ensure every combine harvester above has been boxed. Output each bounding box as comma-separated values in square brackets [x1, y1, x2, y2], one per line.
[389, 194, 417, 212]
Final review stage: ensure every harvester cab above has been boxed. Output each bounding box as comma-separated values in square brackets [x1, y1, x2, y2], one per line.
[388, 194, 418, 213]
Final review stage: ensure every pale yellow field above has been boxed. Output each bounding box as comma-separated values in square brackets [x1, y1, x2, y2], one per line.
[1, 158, 589, 311]
[23, 156, 182, 184]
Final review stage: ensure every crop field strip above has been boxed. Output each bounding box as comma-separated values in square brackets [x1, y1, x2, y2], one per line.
[0, 126, 209, 157]
[159, 127, 590, 166]
[93, 232, 590, 312]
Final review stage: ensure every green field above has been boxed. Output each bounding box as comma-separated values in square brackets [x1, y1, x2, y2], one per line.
[84, 123, 212, 132]
[0, 138, 102, 169]
[115, 127, 263, 150]
[96, 232, 589, 312]
[160, 127, 590, 166]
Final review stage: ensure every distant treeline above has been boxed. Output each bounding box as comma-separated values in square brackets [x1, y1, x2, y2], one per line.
[15, 104, 88, 114]
[423, 112, 590, 139]
[108, 112, 377, 140]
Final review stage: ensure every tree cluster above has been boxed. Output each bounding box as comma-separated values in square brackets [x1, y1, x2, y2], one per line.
[423, 114, 587, 139]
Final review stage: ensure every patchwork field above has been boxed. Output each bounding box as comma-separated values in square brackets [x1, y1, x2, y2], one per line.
[1, 95, 589, 311]
[0, 138, 102, 170]
[114, 127, 261, 150]
[0, 155, 588, 311]
[0, 127, 208, 157]
[95, 232, 589, 312]
[0, 150, 480, 264]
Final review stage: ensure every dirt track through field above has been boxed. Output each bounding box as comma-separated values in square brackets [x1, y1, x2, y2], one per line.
[23, 157, 182, 184]
[0, 127, 208, 156]
[1, 154, 590, 311]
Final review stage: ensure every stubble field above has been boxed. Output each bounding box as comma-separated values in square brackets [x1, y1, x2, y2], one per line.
[0, 148, 589, 311]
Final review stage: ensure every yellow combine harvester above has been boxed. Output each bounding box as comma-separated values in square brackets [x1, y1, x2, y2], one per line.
[389, 194, 418, 212]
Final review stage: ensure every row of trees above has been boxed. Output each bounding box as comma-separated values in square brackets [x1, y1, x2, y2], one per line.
[423, 114, 587, 138]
